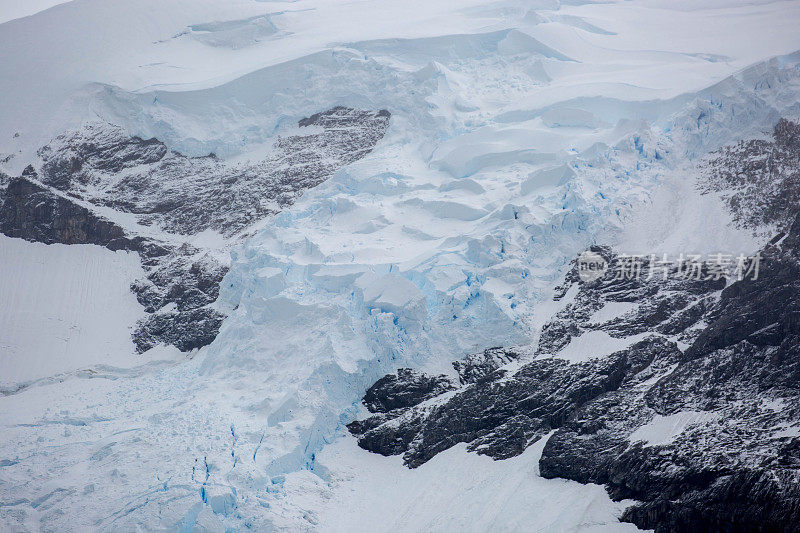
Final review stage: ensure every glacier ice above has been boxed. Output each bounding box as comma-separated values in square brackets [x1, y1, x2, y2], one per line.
[2, 0, 800, 530]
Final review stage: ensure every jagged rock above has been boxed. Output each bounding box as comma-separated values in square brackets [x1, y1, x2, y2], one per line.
[38, 125, 168, 190]
[351, 337, 669, 467]
[132, 307, 225, 353]
[0, 173, 145, 251]
[0, 170, 224, 354]
[354, 231, 800, 529]
[0, 171, 9, 207]
[130, 250, 228, 313]
[699, 118, 800, 232]
[686, 215, 800, 359]
[353, 119, 800, 533]
[1, 107, 391, 354]
[362, 368, 456, 414]
[540, 235, 800, 530]
[538, 246, 724, 355]
[36, 107, 391, 237]
[774, 117, 800, 151]
[127, 247, 230, 354]
[452, 346, 520, 384]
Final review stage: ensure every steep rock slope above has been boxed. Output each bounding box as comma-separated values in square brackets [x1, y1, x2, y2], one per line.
[350, 120, 800, 532]
[35, 108, 390, 237]
[0, 107, 390, 354]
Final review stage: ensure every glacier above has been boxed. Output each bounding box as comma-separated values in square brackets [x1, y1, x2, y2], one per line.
[1, 0, 800, 531]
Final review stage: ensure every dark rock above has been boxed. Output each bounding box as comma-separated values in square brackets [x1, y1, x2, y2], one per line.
[38, 124, 167, 190]
[0, 175, 143, 251]
[351, 337, 668, 467]
[132, 307, 225, 353]
[1, 106, 391, 355]
[699, 118, 800, 232]
[452, 346, 520, 384]
[774, 117, 800, 151]
[362, 368, 456, 414]
[130, 250, 228, 314]
[351, 118, 800, 533]
[36, 108, 391, 237]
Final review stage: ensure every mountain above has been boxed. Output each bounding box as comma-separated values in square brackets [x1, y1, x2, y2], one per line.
[351, 122, 800, 532]
[1, 1, 800, 531]
[1, 107, 390, 354]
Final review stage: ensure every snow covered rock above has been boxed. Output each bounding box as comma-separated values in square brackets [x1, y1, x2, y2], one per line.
[352, 119, 800, 532]
[2, 1, 800, 530]
[35, 107, 390, 237]
[362, 368, 456, 414]
[0, 172, 148, 252]
[0, 107, 391, 354]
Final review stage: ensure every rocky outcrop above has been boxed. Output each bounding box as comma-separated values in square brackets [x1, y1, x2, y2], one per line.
[36, 107, 391, 237]
[131, 249, 227, 314]
[699, 118, 800, 232]
[131, 307, 225, 353]
[350, 337, 676, 467]
[0, 107, 392, 354]
[351, 121, 800, 532]
[39, 129, 168, 190]
[353, 232, 800, 530]
[130, 247, 229, 353]
[538, 245, 724, 355]
[0, 171, 152, 252]
[361, 368, 456, 414]
[539, 216, 800, 531]
[452, 346, 520, 384]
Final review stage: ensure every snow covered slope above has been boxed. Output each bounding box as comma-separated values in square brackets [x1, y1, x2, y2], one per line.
[1, 0, 800, 531]
[296, 438, 641, 532]
[0, 0, 71, 25]
[0, 235, 173, 390]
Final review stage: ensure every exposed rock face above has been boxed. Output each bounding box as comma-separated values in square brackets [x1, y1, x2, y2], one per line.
[0, 107, 391, 353]
[452, 346, 520, 384]
[540, 217, 800, 532]
[0, 172, 144, 251]
[349, 251, 725, 468]
[36, 107, 391, 237]
[0, 170, 220, 353]
[0, 171, 9, 207]
[39, 129, 168, 190]
[346, 369, 457, 451]
[131, 249, 227, 314]
[351, 122, 800, 532]
[131, 307, 226, 353]
[351, 337, 676, 466]
[362, 368, 456, 414]
[699, 118, 800, 232]
[130, 248, 229, 353]
[538, 245, 724, 355]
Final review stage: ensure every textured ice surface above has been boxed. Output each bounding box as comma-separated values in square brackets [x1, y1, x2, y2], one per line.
[2, 0, 800, 531]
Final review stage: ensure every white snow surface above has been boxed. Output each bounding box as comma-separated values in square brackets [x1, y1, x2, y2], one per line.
[0, 0, 72, 25]
[0, 235, 179, 391]
[553, 331, 647, 363]
[2, 0, 800, 531]
[289, 436, 641, 532]
[629, 411, 721, 448]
